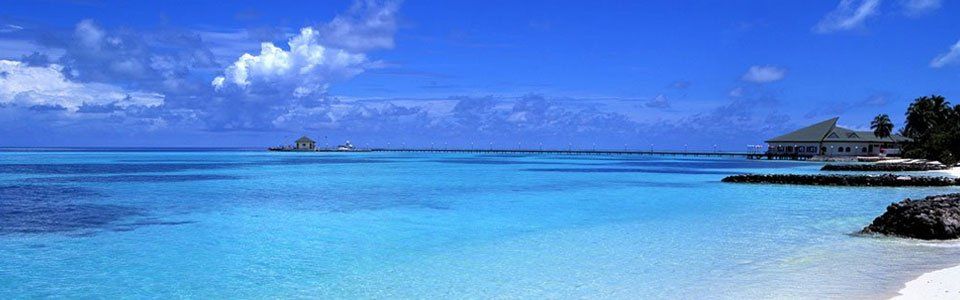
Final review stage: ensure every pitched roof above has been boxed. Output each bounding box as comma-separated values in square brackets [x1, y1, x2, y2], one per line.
[295, 136, 315, 143]
[822, 126, 909, 143]
[765, 117, 838, 143]
[766, 117, 910, 144]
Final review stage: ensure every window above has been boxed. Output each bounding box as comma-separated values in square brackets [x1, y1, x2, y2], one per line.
[798, 147, 805, 153]
[862, 147, 867, 153]
[846, 147, 851, 152]
[777, 146, 783, 152]
[838, 147, 844, 153]
[786, 146, 794, 152]
[807, 146, 817, 152]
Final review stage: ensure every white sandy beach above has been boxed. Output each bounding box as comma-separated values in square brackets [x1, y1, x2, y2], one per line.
[893, 264, 960, 299]
[893, 167, 960, 300]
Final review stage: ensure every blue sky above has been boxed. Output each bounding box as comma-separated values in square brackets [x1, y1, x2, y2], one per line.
[0, 0, 958, 149]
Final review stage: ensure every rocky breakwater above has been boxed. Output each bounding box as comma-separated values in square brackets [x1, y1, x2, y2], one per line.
[721, 173, 960, 187]
[821, 163, 948, 172]
[861, 194, 960, 240]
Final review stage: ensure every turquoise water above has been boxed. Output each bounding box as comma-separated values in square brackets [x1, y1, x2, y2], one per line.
[1, 151, 959, 299]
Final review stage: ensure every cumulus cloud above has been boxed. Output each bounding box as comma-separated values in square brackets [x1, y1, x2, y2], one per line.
[261, 94, 644, 147]
[272, 100, 431, 134]
[814, 0, 881, 33]
[212, 1, 399, 99]
[930, 39, 960, 68]
[43, 19, 217, 93]
[316, 0, 401, 52]
[0, 60, 163, 112]
[74, 19, 105, 50]
[211, 27, 370, 97]
[0, 0, 795, 149]
[901, 0, 941, 15]
[741, 65, 787, 83]
[434, 95, 638, 141]
[647, 88, 792, 149]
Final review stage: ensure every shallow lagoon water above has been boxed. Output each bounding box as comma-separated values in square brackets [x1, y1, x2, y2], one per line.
[1, 151, 959, 298]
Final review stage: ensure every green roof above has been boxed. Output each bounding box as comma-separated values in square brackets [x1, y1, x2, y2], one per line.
[295, 136, 315, 143]
[822, 126, 909, 143]
[766, 117, 909, 144]
[765, 117, 838, 143]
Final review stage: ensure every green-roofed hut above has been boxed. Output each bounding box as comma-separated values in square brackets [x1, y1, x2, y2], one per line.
[765, 117, 907, 157]
[294, 136, 317, 151]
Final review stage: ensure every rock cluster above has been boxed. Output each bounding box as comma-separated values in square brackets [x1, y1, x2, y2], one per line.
[821, 163, 948, 172]
[721, 173, 960, 187]
[861, 194, 960, 240]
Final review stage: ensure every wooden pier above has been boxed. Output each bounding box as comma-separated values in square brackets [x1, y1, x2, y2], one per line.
[364, 148, 811, 160]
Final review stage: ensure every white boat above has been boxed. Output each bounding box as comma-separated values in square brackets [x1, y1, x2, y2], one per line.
[337, 141, 356, 151]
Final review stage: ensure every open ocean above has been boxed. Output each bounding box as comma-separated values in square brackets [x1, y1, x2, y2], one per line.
[1, 150, 959, 299]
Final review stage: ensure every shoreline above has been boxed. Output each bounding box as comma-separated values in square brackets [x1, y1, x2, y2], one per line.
[893, 167, 960, 299]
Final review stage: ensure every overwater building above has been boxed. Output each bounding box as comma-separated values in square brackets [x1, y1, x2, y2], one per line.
[765, 117, 908, 157]
[295, 136, 317, 150]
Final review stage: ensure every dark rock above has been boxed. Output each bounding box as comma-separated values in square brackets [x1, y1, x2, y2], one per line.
[721, 173, 960, 187]
[821, 163, 948, 172]
[861, 193, 960, 240]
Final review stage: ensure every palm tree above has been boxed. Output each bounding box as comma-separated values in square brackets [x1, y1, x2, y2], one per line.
[871, 114, 893, 141]
[905, 95, 952, 137]
[901, 95, 959, 164]
[871, 114, 894, 155]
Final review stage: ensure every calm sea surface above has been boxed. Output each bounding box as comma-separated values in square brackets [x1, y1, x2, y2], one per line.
[1, 151, 959, 299]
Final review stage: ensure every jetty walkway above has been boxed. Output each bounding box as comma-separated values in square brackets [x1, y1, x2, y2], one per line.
[364, 148, 807, 160]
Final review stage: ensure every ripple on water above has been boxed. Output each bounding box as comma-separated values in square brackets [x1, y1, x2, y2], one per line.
[0, 163, 228, 174]
[22, 174, 242, 183]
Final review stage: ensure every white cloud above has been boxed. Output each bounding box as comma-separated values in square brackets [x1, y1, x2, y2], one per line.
[75, 19, 105, 50]
[317, 0, 400, 52]
[741, 65, 787, 83]
[0, 24, 23, 33]
[212, 27, 370, 97]
[814, 0, 881, 33]
[901, 0, 941, 15]
[931, 39, 960, 68]
[212, 0, 399, 98]
[0, 60, 163, 112]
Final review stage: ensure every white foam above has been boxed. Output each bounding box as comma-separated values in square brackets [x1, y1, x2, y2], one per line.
[931, 167, 960, 178]
[885, 238, 960, 248]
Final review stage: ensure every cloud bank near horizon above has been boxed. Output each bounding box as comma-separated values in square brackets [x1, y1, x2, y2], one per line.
[0, 0, 954, 148]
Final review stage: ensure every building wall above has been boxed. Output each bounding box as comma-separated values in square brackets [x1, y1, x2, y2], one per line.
[822, 142, 874, 156]
[296, 142, 315, 150]
[823, 142, 903, 156]
[767, 142, 902, 157]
